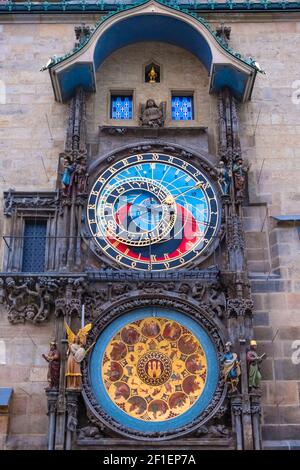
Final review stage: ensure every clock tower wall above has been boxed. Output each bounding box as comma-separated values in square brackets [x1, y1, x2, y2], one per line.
[0, 3, 300, 450]
[88, 42, 215, 159]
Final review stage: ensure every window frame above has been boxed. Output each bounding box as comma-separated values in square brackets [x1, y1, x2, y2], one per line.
[170, 91, 195, 122]
[3, 191, 57, 273]
[110, 91, 134, 121]
[21, 218, 48, 273]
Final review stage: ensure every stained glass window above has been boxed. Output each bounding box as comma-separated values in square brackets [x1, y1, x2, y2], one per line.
[111, 95, 133, 120]
[22, 220, 47, 273]
[171, 96, 194, 121]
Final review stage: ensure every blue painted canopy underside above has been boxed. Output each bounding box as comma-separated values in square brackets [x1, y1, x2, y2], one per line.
[57, 14, 248, 102]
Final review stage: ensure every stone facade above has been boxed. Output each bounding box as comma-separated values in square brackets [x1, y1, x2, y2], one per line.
[0, 8, 300, 449]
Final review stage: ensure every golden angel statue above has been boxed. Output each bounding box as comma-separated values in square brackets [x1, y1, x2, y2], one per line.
[64, 322, 92, 389]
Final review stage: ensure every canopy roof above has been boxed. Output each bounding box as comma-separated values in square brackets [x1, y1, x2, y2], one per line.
[44, 0, 262, 102]
[2, 1, 300, 13]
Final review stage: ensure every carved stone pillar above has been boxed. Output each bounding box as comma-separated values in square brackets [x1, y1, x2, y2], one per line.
[218, 69, 255, 449]
[45, 389, 59, 450]
[58, 86, 88, 272]
[54, 337, 68, 451]
[231, 396, 243, 450]
[65, 390, 81, 450]
[251, 394, 262, 450]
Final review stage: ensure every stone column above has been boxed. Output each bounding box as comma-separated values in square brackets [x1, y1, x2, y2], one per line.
[45, 389, 59, 450]
[231, 396, 243, 450]
[251, 394, 262, 450]
[65, 390, 81, 450]
[54, 336, 68, 450]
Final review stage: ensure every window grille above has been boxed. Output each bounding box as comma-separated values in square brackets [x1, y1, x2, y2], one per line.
[22, 220, 47, 273]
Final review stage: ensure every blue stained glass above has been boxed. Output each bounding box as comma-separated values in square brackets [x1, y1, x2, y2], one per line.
[111, 95, 133, 120]
[22, 220, 47, 273]
[172, 96, 194, 121]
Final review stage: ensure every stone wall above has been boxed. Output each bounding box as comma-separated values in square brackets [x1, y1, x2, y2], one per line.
[228, 18, 300, 445]
[0, 305, 54, 449]
[0, 12, 300, 448]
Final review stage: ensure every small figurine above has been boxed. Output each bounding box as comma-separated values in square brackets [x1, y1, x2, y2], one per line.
[61, 156, 75, 195]
[148, 66, 158, 83]
[74, 156, 88, 194]
[139, 99, 165, 128]
[247, 340, 266, 391]
[64, 322, 92, 389]
[217, 160, 231, 196]
[222, 342, 241, 393]
[232, 157, 249, 196]
[42, 341, 61, 390]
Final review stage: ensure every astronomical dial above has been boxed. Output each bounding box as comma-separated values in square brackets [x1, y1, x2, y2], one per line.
[87, 153, 220, 271]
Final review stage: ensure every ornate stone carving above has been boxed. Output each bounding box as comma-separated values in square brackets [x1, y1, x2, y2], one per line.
[227, 215, 245, 251]
[214, 403, 228, 419]
[78, 425, 105, 440]
[227, 298, 253, 318]
[231, 398, 243, 416]
[54, 277, 88, 318]
[0, 275, 92, 324]
[207, 285, 226, 318]
[251, 403, 262, 415]
[67, 402, 78, 432]
[45, 389, 59, 415]
[3, 190, 58, 217]
[190, 282, 206, 300]
[66, 390, 81, 438]
[216, 24, 231, 46]
[58, 87, 88, 269]
[3, 276, 58, 324]
[195, 423, 231, 438]
[217, 87, 249, 204]
[74, 24, 91, 49]
[139, 99, 166, 128]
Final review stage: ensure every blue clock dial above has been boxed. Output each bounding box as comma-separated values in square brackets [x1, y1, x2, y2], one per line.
[87, 153, 220, 271]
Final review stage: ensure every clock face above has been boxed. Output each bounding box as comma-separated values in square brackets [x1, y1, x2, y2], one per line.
[87, 153, 220, 271]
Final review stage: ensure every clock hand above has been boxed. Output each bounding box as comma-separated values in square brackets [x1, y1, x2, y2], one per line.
[130, 208, 152, 221]
[130, 205, 163, 221]
[163, 183, 203, 205]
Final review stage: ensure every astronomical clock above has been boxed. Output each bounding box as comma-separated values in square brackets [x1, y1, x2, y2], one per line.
[87, 153, 220, 271]
[82, 149, 227, 442]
